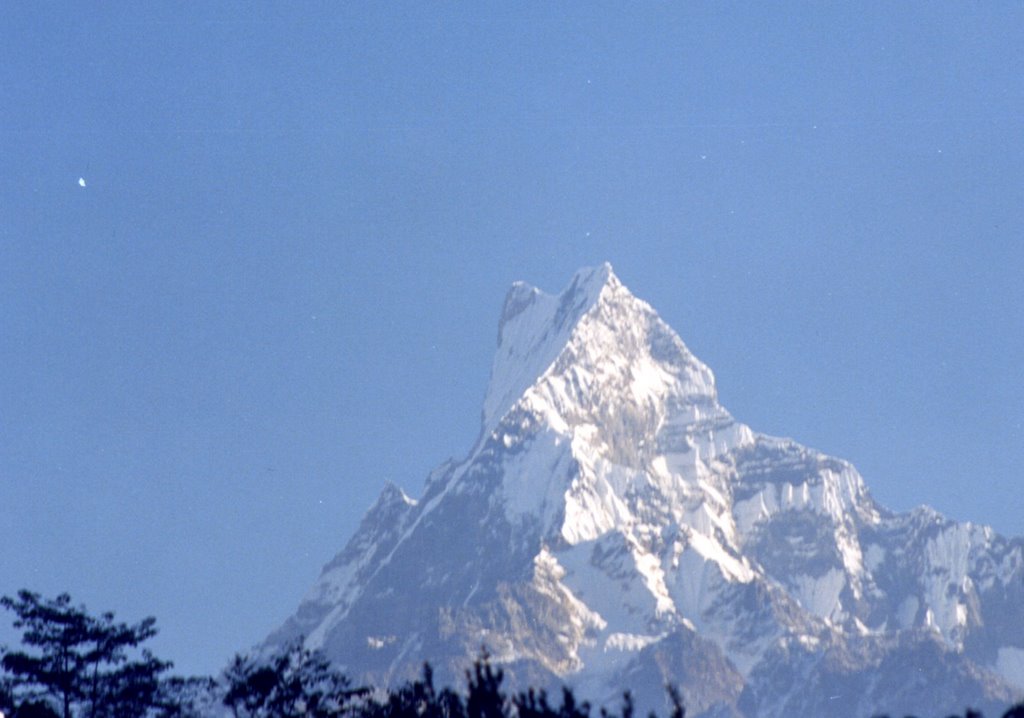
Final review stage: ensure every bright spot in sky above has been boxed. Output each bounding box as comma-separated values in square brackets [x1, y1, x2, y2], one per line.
[78, 177, 86, 187]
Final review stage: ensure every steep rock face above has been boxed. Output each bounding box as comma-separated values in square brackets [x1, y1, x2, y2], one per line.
[267, 264, 1024, 717]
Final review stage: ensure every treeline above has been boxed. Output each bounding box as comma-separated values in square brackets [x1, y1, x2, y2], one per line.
[1, 590, 1022, 718]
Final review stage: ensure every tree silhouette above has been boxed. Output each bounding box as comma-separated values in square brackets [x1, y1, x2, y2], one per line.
[464, 652, 508, 718]
[12, 700, 62, 718]
[10, 588, 1024, 718]
[362, 663, 465, 718]
[152, 676, 217, 718]
[514, 686, 593, 718]
[1, 674, 15, 716]
[0, 590, 171, 718]
[222, 639, 365, 718]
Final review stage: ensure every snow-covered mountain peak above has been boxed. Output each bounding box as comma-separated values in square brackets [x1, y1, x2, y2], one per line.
[496, 263, 617, 344]
[270, 265, 1024, 718]
[484, 263, 628, 435]
[484, 262, 717, 443]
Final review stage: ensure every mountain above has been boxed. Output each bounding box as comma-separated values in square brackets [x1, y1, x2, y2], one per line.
[267, 263, 1024, 718]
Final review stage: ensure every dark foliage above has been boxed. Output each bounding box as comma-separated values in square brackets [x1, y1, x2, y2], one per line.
[514, 686, 593, 718]
[360, 663, 463, 718]
[464, 653, 506, 718]
[354, 653, 670, 718]
[0, 591, 177, 718]
[12, 699, 62, 718]
[153, 676, 217, 718]
[222, 640, 366, 718]
[5, 589, 1024, 718]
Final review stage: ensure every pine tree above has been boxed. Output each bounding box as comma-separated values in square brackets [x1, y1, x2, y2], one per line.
[0, 590, 171, 718]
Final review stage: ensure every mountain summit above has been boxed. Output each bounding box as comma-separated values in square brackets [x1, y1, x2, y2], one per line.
[268, 265, 1024, 718]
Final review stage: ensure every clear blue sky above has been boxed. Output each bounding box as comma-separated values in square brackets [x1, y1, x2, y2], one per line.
[2, 3, 1022, 678]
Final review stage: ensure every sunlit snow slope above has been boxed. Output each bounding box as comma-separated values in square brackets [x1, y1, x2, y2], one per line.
[268, 264, 1024, 718]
